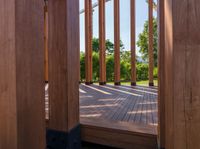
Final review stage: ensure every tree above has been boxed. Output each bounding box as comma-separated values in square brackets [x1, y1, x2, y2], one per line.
[137, 18, 158, 66]
[92, 37, 125, 54]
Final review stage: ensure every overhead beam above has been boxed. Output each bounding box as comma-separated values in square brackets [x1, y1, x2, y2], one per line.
[114, 0, 121, 85]
[47, 0, 81, 148]
[99, 0, 106, 85]
[130, 0, 136, 86]
[85, 0, 93, 85]
[148, 0, 154, 86]
[0, 0, 45, 148]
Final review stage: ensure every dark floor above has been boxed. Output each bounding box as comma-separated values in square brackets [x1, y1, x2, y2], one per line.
[82, 142, 119, 149]
[79, 84, 158, 126]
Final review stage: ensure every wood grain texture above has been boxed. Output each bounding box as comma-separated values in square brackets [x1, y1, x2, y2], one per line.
[81, 118, 157, 149]
[130, 0, 137, 85]
[79, 84, 158, 126]
[85, 0, 93, 84]
[114, 0, 121, 84]
[157, 0, 165, 148]
[44, 3, 49, 82]
[164, 0, 200, 148]
[99, 0, 106, 84]
[148, 0, 154, 86]
[0, 0, 45, 148]
[48, 0, 80, 131]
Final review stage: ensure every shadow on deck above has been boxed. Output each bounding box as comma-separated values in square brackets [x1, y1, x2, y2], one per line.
[79, 84, 158, 149]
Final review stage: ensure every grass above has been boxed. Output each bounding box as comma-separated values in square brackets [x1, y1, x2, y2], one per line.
[94, 79, 158, 87]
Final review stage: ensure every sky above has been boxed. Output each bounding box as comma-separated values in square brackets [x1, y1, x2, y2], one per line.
[79, 0, 157, 56]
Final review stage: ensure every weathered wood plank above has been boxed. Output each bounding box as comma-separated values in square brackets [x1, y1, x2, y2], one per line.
[0, 0, 45, 148]
[81, 118, 157, 149]
[164, 0, 200, 148]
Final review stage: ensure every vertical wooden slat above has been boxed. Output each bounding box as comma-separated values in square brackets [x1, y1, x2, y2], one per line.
[114, 0, 121, 85]
[130, 0, 136, 86]
[0, 0, 45, 149]
[148, 0, 154, 86]
[158, 0, 165, 148]
[99, 0, 106, 85]
[164, 0, 200, 148]
[85, 0, 93, 85]
[44, 1, 49, 82]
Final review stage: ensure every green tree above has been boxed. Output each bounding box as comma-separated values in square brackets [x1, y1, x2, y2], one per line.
[92, 37, 125, 54]
[80, 52, 85, 81]
[137, 18, 158, 66]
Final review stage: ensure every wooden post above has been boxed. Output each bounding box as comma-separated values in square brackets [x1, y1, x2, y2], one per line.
[130, 0, 136, 86]
[44, 1, 49, 83]
[47, 0, 81, 148]
[114, 0, 121, 85]
[0, 0, 45, 149]
[148, 0, 154, 86]
[85, 0, 93, 85]
[163, 0, 200, 148]
[158, 0, 165, 148]
[99, 0, 106, 85]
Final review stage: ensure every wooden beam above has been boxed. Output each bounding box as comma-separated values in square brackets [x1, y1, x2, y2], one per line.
[99, 0, 106, 85]
[81, 118, 157, 149]
[47, 0, 81, 148]
[158, 0, 165, 148]
[85, 0, 93, 85]
[114, 0, 121, 85]
[44, 2, 49, 82]
[148, 0, 154, 86]
[0, 0, 45, 148]
[164, 0, 200, 148]
[130, 0, 136, 86]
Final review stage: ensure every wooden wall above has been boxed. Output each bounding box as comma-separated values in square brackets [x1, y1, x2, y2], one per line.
[163, 0, 200, 148]
[0, 0, 45, 149]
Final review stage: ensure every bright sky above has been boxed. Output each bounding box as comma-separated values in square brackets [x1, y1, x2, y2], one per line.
[79, 0, 157, 55]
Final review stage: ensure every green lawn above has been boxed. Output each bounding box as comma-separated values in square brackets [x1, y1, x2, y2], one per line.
[102, 79, 158, 86]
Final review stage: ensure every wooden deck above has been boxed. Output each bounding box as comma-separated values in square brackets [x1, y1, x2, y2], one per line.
[80, 84, 158, 126]
[45, 84, 158, 148]
[79, 84, 158, 148]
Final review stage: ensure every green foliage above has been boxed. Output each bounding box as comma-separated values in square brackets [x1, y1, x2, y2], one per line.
[106, 54, 114, 81]
[92, 37, 125, 54]
[136, 63, 149, 81]
[80, 52, 158, 82]
[92, 52, 100, 80]
[137, 18, 158, 66]
[80, 52, 85, 81]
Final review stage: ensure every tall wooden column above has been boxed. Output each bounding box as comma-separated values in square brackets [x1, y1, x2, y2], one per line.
[163, 0, 200, 148]
[130, 0, 136, 86]
[44, 1, 49, 82]
[0, 0, 45, 149]
[158, 0, 165, 148]
[99, 0, 106, 85]
[85, 0, 93, 85]
[48, 0, 81, 148]
[148, 0, 154, 86]
[114, 0, 121, 85]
